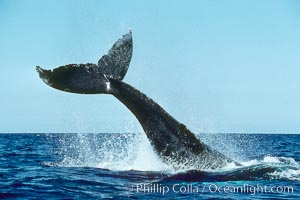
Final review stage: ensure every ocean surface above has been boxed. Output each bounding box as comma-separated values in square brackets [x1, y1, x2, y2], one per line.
[0, 133, 299, 199]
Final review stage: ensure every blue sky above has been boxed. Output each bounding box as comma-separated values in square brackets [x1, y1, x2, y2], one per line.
[1, 0, 300, 133]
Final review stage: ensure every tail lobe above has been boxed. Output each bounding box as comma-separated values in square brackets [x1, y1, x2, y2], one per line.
[98, 31, 132, 81]
[36, 31, 133, 94]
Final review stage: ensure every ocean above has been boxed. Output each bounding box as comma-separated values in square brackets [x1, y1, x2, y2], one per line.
[0, 133, 299, 199]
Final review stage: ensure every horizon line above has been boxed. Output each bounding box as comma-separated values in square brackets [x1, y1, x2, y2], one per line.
[0, 132, 299, 135]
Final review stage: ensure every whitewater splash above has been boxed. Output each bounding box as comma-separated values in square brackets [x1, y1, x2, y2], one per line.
[243, 155, 300, 181]
[45, 133, 300, 181]
[50, 132, 171, 172]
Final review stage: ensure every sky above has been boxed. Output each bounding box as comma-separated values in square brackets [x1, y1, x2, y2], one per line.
[0, 0, 300, 133]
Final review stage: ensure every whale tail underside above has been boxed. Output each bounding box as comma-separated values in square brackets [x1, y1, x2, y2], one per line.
[36, 31, 133, 94]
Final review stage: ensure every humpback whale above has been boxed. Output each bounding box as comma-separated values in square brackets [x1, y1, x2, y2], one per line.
[36, 31, 241, 170]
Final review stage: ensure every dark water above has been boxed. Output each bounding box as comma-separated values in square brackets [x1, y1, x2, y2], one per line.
[0, 133, 299, 199]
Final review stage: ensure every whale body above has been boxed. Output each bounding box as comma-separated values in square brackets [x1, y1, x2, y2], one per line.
[36, 31, 241, 170]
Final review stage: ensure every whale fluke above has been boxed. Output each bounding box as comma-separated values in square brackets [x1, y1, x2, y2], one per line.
[36, 31, 132, 94]
[36, 31, 241, 170]
[98, 31, 132, 80]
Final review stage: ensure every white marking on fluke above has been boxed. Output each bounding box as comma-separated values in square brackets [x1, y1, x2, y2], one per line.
[106, 81, 111, 92]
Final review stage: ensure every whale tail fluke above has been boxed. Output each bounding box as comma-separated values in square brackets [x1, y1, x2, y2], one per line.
[98, 31, 132, 81]
[36, 31, 133, 94]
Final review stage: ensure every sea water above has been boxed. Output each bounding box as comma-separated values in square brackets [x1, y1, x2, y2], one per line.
[0, 133, 299, 199]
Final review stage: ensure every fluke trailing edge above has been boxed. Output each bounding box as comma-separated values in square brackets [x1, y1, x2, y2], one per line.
[36, 31, 241, 170]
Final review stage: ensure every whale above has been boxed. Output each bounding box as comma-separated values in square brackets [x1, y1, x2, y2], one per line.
[36, 31, 241, 170]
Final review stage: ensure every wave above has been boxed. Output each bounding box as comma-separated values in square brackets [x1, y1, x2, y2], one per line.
[43, 156, 300, 182]
[164, 155, 300, 181]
